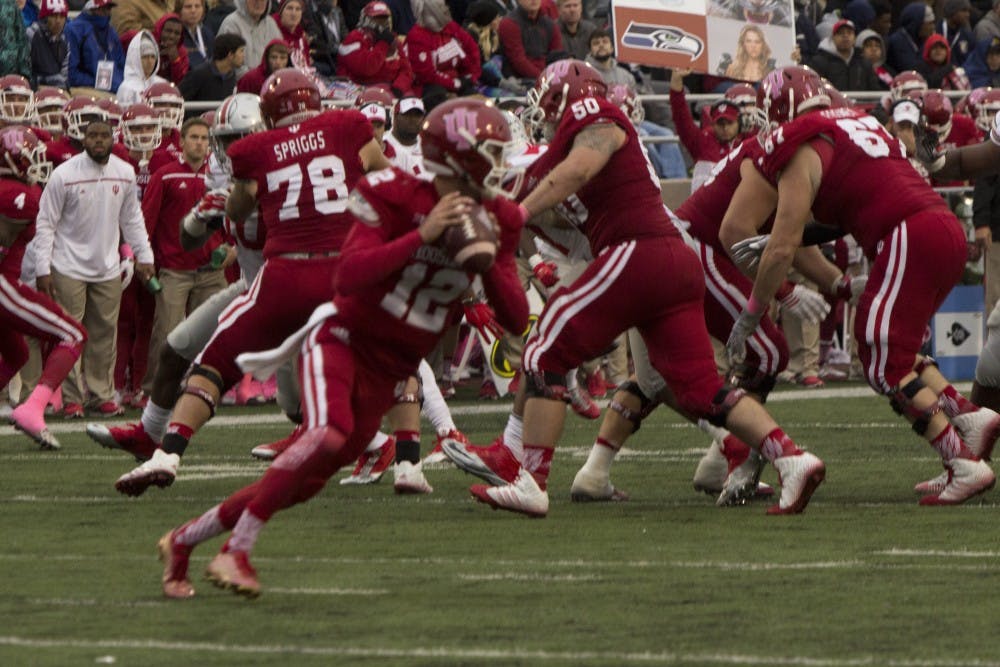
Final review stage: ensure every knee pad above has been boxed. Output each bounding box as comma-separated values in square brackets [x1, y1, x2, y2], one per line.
[705, 387, 748, 427]
[188, 364, 225, 394]
[890, 377, 939, 436]
[395, 378, 423, 406]
[913, 356, 938, 376]
[181, 384, 217, 418]
[610, 381, 656, 433]
[737, 371, 777, 403]
[525, 370, 569, 402]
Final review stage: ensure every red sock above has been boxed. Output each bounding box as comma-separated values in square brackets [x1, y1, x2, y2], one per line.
[931, 424, 975, 461]
[939, 385, 977, 418]
[521, 444, 554, 490]
[721, 434, 751, 469]
[758, 428, 801, 462]
[37, 342, 81, 389]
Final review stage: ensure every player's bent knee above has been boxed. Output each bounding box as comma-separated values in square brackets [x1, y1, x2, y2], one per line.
[524, 370, 569, 401]
[889, 377, 939, 436]
[737, 371, 777, 402]
[610, 381, 656, 433]
[701, 387, 747, 427]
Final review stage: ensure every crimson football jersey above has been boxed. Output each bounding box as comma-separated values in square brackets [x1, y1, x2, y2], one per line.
[333, 167, 523, 379]
[0, 179, 41, 280]
[675, 137, 769, 253]
[523, 96, 677, 255]
[755, 107, 948, 256]
[228, 110, 374, 258]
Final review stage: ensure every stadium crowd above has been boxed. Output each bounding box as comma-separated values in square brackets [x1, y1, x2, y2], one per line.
[6, 0, 1000, 595]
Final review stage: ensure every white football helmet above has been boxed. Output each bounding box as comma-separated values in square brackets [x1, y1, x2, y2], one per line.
[210, 93, 265, 174]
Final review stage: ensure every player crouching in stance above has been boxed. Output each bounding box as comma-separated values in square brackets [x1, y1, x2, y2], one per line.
[156, 98, 528, 598]
[443, 59, 825, 517]
[1, 126, 87, 450]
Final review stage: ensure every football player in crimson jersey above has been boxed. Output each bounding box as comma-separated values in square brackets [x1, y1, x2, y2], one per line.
[443, 59, 825, 518]
[0, 126, 88, 450]
[915, 89, 980, 187]
[154, 98, 528, 598]
[723, 66, 1000, 506]
[113, 68, 392, 498]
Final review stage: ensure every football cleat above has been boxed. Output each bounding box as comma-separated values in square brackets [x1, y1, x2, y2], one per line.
[9, 405, 61, 450]
[86, 421, 157, 461]
[63, 402, 84, 419]
[441, 436, 520, 486]
[692, 439, 728, 494]
[115, 449, 180, 496]
[92, 400, 126, 416]
[569, 466, 629, 502]
[393, 460, 434, 494]
[914, 470, 949, 496]
[205, 550, 260, 598]
[951, 407, 1000, 461]
[767, 451, 826, 515]
[250, 424, 305, 461]
[479, 379, 499, 400]
[568, 385, 600, 420]
[470, 469, 549, 517]
[717, 449, 767, 507]
[918, 458, 996, 506]
[339, 437, 395, 485]
[424, 429, 467, 467]
[158, 529, 195, 599]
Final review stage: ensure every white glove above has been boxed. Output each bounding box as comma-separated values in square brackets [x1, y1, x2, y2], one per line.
[119, 257, 135, 289]
[183, 187, 231, 236]
[777, 284, 831, 323]
[726, 309, 763, 367]
[730, 234, 770, 270]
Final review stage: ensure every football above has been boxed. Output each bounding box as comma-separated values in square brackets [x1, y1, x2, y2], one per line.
[440, 204, 498, 273]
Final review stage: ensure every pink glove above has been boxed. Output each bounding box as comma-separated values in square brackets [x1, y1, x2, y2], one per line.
[532, 260, 558, 287]
[464, 301, 504, 339]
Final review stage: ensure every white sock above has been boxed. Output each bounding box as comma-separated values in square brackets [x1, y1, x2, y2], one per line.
[582, 441, 616, 476]
[503, 413, 523, 461]
[141, 401, 171, 443]
[418, 359, 455, 433]
[565, 370, 579, 392]
[227, 509, 265, 553]
[175, 504, 224, 547]
[366, 431, 390, 453]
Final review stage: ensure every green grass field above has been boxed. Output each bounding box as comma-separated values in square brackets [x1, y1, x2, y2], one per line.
[3, 384, 1000, 666]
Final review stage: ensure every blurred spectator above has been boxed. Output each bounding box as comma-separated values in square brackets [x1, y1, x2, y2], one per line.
[177, 0, 214, 68]
[606, 82, 686, 179]
[21, 0, 39, 26]
[217, 0, 281, 76]
[808, 19, 882, 91]
[384, 96, 426, 177]
[668, 68, 740, 190]
[141, 117, 229, 394]
[923, 32, 971, 89]
[856, 27, 894, 88]
[938, 0, 975, 64]
[794, 0, 820, 59]
[975, 0, 1000, 42]
[117, 29, 164, 104]
[273, 0, 311, 67]
[300, 0, 347, 77]
[586, 28, 635, 87]
[556, 0, 594, 60]
[337, 1, 413, 93]
[111, 0, 170, 33]
[65, 0, 127, 95]
[870, 0, 892, 36]
[204, 0, 234, 35]
[965, 35, 1000, 86]
[236, 37, 286, 93]
[497, 0, 562, 80]
[842, 0, 875, 32]
[179, 32, 244, 107]
[154, 13, 189, 83]
[886, 2, 935, 74]
[34, 121, 155, 417]
[1, 0, 32, 80]
[383, 0, 415, 34]
[26, 0, 70, 89]
[408, 0, 481, 105]
[464, 0, 501, 82]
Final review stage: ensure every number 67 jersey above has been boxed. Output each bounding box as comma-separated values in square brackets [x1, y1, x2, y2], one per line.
[754, 107, 950, 258]
[227, 109, 374, 258]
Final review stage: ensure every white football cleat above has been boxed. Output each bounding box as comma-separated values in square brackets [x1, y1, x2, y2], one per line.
[115, 449, 180, 497]
[914, 470, 948, 496]
[570, 466, 629, 502]
[951, 408, 1000, 460]
[393, 460, 433, 495]
[470, 469, 549, 517]
[716, 449, 766, 507]
[692, 439, 728, 494]
[768, 451, 826, 515]
[919, 458, 995, 506]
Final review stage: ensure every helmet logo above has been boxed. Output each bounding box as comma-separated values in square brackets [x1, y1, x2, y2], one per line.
[444, 108, 478, 150]
[547, 60, 572, 85]
[1, 128, 24, 152]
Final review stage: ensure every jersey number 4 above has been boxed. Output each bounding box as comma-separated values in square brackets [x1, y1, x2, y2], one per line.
[266, 155, 349, 222]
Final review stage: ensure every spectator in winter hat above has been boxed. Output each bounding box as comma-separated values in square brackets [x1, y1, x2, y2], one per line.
[937, 0, 974, 65]
[176, 0, 215, 69]
[808, 19, 882, 92]
[272, 0, 311, 68]
[154, 13, 188, 83]
[65, 0, 127, 93]
[116, 28, 165, 104]
[975, 0, 1000, 44]
[27, 0, 71, 89]
[236, 38, 287, 93]
[337, 1, 414, 93]
[886, 2, 935, 74]
[856, 27, 893, 89]
[923, 32, 971, 90]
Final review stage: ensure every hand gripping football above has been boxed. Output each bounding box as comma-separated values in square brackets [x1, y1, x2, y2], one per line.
[440, 204, 498, 273]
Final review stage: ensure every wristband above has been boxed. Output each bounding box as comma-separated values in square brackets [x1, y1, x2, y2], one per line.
[746, 295, 766, 315]
[527, 253, 543, 269]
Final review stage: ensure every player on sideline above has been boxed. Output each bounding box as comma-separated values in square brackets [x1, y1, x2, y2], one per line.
[443, 59, 825, 518]
[1, 126, 88, 449]
[724, 66, 998, 505]
[154, 98, 528, 598]
[112, 69, 391, 496]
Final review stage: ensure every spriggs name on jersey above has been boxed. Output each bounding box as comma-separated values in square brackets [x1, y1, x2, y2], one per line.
[272, 130, 327, 162]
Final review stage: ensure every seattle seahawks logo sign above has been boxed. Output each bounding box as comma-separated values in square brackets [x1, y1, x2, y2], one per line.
[621, 22, 704, 59]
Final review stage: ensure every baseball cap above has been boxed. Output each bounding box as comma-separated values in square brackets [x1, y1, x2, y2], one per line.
[39, 0, 69, 18]
[892, 99, 921, 125]
[360, 103, 388, 124]
[833, 19, 855, 34]
[84, 0, 117, 9]
[710, 100, 739, 123]
[365, 1, 391, 16]
[397, 97, 425, 115]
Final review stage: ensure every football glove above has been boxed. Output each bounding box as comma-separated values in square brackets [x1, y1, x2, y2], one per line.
[464, 301, 504, 339]
[530, 256, 559, 288]
[776, 282, 831, 324]
[914, 124, 945, 173]
[730, 234, 769, 270]
[726, 309, 763, 367]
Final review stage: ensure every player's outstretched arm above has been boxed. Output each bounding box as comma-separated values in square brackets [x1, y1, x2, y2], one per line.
[719, 159, 777, 272]
[481, 204, 530, 334]
[520, 123, 626, 218]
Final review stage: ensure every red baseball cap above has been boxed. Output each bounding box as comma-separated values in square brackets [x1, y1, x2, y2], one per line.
[710, 101, 740, 123]
[833, 19, 856, 34]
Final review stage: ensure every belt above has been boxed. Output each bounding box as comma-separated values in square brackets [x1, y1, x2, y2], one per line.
[277, 251, 341, 260]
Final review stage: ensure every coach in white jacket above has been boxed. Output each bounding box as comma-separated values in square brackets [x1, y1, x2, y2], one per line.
[34, 121, 155, 415]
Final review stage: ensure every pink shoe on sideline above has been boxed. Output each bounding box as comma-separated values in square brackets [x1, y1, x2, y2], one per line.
[260, 375, 278, 401]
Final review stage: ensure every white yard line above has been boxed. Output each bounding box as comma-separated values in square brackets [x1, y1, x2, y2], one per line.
[0, 635, 996, 666]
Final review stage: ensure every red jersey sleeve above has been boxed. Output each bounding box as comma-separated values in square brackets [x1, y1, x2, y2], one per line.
[481, 197, 529, 334]
[226, 132, 261, 183]
[0, 180, 41, 220]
